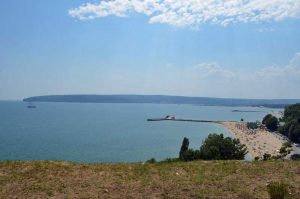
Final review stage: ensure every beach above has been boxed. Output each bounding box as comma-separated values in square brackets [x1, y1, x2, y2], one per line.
[220, 122, 285, 159]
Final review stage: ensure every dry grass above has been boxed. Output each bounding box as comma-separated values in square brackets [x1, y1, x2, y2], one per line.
[0, 160, 300, 199]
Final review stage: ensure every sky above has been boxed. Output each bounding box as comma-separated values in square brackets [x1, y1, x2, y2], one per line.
[0, 0, 300, 100]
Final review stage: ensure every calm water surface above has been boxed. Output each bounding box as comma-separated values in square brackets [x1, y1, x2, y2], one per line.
[0, 101, 280, 162]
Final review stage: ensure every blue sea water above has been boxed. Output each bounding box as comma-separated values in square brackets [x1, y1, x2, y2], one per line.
[0, 101, 280, 162]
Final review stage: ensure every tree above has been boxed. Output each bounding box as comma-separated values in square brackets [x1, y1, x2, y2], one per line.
[179, 137, 189, 160]
[262, 114, 278, 131]
[262, 114, 273, 124]
[278, 103, 300, 143]
[199, 133, 248, 160]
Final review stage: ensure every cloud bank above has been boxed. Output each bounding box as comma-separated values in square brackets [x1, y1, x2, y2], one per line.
[69, 0, 300, 27]
[107, 52, 300, 99]
[185, 52, 300, 98]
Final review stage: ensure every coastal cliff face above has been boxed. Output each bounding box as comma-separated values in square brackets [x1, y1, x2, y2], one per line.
[1, 160, 300, 199]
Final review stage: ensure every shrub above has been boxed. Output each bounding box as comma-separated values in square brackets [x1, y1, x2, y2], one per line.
[145, 158, 156, 164]
[290, 154, 300, 160]
[282, 142, 292, 148]
[279, 142, 293, 157]
[263, 153, 272, 160]
[181, 149, 200, 161]
[268, 182, 289, 199]
[160, 158, 180, 163]
[279, 146, 287, 155]
[247, 122, 258, 129]
[272, 155, 283, 160]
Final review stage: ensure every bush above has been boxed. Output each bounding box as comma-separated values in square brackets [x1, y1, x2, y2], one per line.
[263, 153, 272, 160]
[272, 155, 283, 160]
[282, 142, 292, 148]
[145, 158, 156, 164]
[181, 149, 200, 161]
[268, 182, 289, 199]
[290, 154, 300, 160]
[279, 146, 287, 155]
[279, 142, 292, 156]
[254, 156, 260, 161]
[160, 158, 180, 163]
[199, 133, 248, 160]
[247, 122, 258, 129]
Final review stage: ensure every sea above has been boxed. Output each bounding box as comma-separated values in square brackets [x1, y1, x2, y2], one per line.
[0, 101, 281, 162]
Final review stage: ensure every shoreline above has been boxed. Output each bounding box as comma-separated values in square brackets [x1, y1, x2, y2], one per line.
[219, 122, 284, 159]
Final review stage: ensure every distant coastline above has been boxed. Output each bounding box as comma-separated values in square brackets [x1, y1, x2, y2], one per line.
[23, 94, 300, 108]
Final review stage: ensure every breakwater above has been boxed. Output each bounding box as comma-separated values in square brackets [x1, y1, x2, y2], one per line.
[147, 118, 237, 123]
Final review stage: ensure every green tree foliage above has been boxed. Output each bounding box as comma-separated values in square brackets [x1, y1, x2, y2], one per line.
[262, 114, 279, 132]
[199, 134, 248, 160]
[178, 134, 248, 161]
[279, 103, 300, 143]
[179, 137, 189, 160]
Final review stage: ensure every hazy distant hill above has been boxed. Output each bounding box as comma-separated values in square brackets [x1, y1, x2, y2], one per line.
[23, 95, 300, 107]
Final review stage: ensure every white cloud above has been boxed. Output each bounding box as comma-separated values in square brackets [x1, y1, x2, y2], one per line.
[256, 27, 275, 32]
[193, 53, 300, 80]
[256, 53, 300, 78]
[69, 0, 300, 27]
[186, 53, 300, 98]
[193, 62, 236, 78]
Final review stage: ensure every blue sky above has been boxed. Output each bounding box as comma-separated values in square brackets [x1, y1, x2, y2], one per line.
[0, 0, 300, 100]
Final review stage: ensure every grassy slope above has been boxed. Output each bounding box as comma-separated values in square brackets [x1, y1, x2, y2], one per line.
[0, 160, 300, 199]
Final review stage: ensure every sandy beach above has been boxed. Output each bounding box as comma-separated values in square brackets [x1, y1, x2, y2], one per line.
[220, 122, 285, 159]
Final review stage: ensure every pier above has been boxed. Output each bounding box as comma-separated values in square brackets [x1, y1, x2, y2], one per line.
[147, 118, 237, 123]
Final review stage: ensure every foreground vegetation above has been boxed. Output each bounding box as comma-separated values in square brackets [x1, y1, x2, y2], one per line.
[1, 160, 300, 199]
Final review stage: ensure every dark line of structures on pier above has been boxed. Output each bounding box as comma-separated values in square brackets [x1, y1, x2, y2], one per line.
[147, 118, 237, 123]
